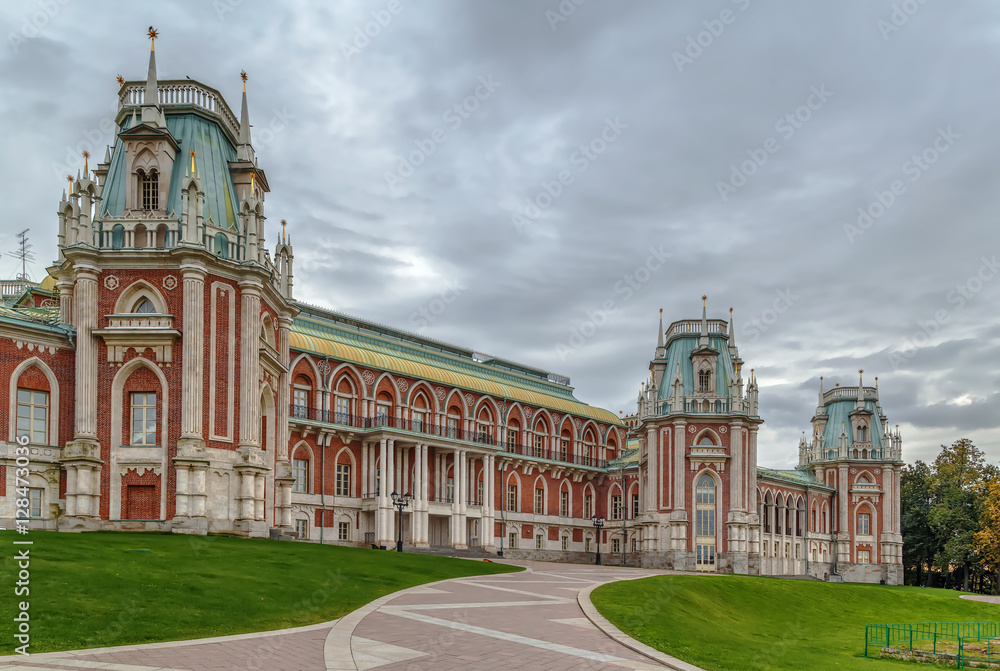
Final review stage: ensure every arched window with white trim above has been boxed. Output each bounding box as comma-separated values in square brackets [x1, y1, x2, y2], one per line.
[695, 473, 717, 570]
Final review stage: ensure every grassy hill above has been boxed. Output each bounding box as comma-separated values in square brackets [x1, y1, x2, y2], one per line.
[592, 574, 1000, 670]
[0, 530, 518, 653]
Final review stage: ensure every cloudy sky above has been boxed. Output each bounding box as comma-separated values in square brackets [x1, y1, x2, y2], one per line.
[1, 1, 998, 469]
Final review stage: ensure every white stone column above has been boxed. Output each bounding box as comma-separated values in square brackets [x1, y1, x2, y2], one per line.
[180, 262, 206, 440]
[238, 281, 262, 448]
[276, 317, 292, 460]
[175, 465, 190, 517]
[64, 467, 78, 517]
[73, 266, 99, 439]
[254, 473, 265, 520]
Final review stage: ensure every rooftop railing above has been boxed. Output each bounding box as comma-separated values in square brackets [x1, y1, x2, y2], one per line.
[118, 80, 241, 141]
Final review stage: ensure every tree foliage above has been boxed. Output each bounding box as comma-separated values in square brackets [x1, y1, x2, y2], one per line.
[901, 439, 999, 593]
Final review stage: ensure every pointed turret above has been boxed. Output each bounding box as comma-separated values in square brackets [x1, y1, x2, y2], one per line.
[655, 308, 664, 356]
[856, 369, 865, 410]
[237, 70, 255, 162]
[141, 27, 165, 127]
[699, 295, 709, 348]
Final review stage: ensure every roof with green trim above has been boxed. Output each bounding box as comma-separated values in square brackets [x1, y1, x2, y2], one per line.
[290, 304, 623, 427]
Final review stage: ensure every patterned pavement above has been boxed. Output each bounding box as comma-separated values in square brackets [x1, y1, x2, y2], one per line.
[0, 561, 680, 671]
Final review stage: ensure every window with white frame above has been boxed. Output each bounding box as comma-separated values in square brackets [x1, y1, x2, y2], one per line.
[336, 396, 351, 424]
[534, 487, 544, 514]
[508, 531, 518, 549]
[561, 535, 569, 551]
[412, 410, 425, 432]
[376, 401, 391, 425]
[857, 549, 870, 564]
[695, 475, 717, 569]
[584, 493, 593, 519]
[16, 388, 48, 444]
[507, 484, 517, 512]
[447, 416, 459, 438]
[585, 536, 592, 552]
[133, 298, 156, 313]
[534, 433, 545, 457]
[292, 388, 309, 418]
[446, 477, 455, 503]
[559, 438, 568, 461]
[857, 512, 871, 535]
[612, 537, 621, 554]
[293, 458, 309, 493]
[698, 368, 711, 393]
[631, 537, 637, 552]
[535, 534, 543, 549]
[140, 169, 159, 210]
[631, 492, 640, 519]
[611, 495, 623, 521]
[507, 428, 518, 448]
[29, 488, 44, 518]
[560, 490, 569, 517]
[294, 519, 308, 539]
[477, 479, 484, 506]
[336, 463, 350, 496]
[338, 520, 350, 541]
[130, 392, 157, 445]
[375, 468, 381, 496]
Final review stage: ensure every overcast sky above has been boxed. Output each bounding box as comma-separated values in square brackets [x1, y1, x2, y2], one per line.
[2, 1, 998, 469]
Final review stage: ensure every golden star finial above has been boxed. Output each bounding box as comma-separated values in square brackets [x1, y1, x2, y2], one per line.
[702, 294, 707, 303]
[281, 219, 287, 241]
[116, 74, 124, 87]
[148, 26, 159, 44]
[82, 151, 89, 174]
[241, 69, 248, 92]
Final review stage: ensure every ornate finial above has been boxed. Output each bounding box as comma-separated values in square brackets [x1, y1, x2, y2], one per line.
[281, 219, 287, 242]
[190, 150, 196, 175]
[659, 308, 662, 316]
[116, 73, 124, 87]
[67, 174, 73, 194]
[82, 151, 89, 175]
[241, 69, 247, 92]
[250, 172, 256, 196]
[148, 26, 158, 50]
[702, 294, 707, 305]
[875, 376, 878, 389]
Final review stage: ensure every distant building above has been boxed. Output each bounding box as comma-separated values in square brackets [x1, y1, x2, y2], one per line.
[0, 38, 902, 584]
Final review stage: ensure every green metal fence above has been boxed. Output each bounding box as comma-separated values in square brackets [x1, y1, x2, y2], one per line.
[865, 622, 1000, 668]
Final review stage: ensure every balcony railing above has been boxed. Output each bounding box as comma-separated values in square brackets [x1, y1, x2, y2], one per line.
[290, 404, 607, 468]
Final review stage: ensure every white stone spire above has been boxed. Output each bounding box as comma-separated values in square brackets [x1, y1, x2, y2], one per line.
[237, 70, 255, 162]
[141, 27, 165, 126]
[699, 295, 709, 348]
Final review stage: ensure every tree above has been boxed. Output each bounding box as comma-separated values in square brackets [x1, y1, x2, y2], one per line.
[973, 477, 1000, 595]
[929, 439, 987, 592]
[901, 461, 935, 586]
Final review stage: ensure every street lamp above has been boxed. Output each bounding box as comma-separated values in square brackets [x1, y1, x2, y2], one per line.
[498, 461, 508, 558]
[591, 515, 605, 566]
[390, 491, 412, 552]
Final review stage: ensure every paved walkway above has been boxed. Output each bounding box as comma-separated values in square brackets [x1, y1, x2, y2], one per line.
[0, 561, 683, 671]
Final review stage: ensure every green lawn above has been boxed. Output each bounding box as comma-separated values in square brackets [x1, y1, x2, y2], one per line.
[592, 574, 1000, 670]
[0, 531, 519, 653]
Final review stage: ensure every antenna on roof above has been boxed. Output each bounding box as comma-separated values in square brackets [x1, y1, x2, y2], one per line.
[7, 229, 35, 281]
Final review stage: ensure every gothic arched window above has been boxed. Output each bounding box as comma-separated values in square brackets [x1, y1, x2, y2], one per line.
[698, 369, 711, 393]
[139, 169, 158, 210]
[133, 298, 156, 314]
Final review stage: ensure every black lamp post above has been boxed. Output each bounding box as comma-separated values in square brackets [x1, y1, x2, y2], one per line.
[390, 491, 412, 552]
[591, 515, 605, 565]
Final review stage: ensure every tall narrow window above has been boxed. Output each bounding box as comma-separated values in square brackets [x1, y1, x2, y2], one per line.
[534, 487, 545, 514]
[535, 534, 543, 550]
[507, 484, 517, 512]
[857, 512, 871, 535]
[611, 495, 623, 521]
[376, 402, 391, 426]
[631, 493, 640, 519]
[559, 439, 568, 462]
[412, 410, 425, 432]
[130, 392, 156, 445]
[446, 476, 455, 503]
[293, 388, 308, 418]
[695, 474, 717, 569]
[534, 434, 545, 458]
[29, 488, 44, 518]
[508, 531, 518, 549]
[16, 389, 48, 444]
[560, 490, 569, 517]
[336, 464, 351, 496]
[698, 369, 711, 393]
[336, 397, 351, 424]
[338, 521, 350, 541]
[507, 428, 518, 449]
[292, 458, 309, 493]
[294, 519, 308, 539]
[584, 493, 593, 519]
[561, 536, 569, 551]
[612, 537, 621, 554]
[140, 169, 159, 210]
[477, 479, 484, 505]
[446, 416, 458, 438]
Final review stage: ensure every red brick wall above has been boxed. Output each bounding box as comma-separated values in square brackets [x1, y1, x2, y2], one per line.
[121, 468, 160, 519]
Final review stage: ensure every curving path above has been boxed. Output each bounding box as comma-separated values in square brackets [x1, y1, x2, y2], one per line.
[0, 560, 693, 671]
